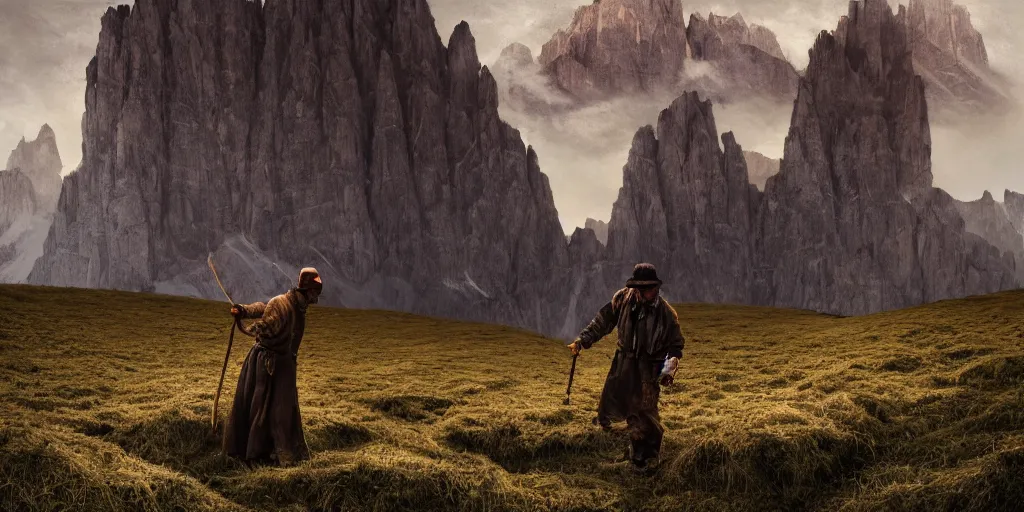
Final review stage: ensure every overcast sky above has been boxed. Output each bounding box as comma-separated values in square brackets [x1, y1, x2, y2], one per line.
[1, 0, 1021, 231]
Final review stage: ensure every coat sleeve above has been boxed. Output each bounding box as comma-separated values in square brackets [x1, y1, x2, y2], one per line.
[576, 289, 627, 349]
[663, 303, 685, 360]
[250, 296, 293, 351]
[238, 302, 267, 319]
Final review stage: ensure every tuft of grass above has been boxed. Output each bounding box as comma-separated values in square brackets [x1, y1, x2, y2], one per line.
[2, 285, 1024, 511]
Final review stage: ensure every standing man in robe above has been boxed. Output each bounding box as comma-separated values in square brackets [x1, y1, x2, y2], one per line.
[223, 267, 323, 466]
[568, 263, 684, 474]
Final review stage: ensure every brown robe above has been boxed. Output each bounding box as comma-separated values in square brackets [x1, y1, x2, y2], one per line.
[223, 289, 310, 465]
[576, 287, 685, 465]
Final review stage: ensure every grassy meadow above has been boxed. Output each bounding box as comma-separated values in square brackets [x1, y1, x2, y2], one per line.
[2, 284, 1024, 511]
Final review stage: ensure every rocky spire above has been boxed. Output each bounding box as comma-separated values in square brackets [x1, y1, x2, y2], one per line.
[755, 0, 1015, 314]
[601, 92, 756, 305]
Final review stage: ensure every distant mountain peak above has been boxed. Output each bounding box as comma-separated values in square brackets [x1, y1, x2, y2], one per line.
[526, 0, 795, 106]
[900, 0, 1010, 113]
[4, 124, 62, 215]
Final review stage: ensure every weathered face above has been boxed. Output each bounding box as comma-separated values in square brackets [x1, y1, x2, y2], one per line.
[301, 274, 323, 304]
[639, 286, 659, 302]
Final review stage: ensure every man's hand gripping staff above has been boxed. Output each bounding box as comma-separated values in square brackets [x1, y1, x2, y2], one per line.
[564, 338, 583, 405]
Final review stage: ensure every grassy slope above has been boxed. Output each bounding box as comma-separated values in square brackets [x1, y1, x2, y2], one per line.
[1, 284, 1024, 511]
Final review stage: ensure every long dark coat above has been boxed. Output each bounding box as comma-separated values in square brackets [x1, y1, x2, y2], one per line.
[223, 289, 310, 465]
[576, 287, 685, 463]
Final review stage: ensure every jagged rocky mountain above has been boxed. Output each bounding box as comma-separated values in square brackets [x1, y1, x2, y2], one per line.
[955, 191, 1024, 280]
[0, 125, 63, 283]
[535, 0, 690, 103]
[27, 0, 1018, 340]
[584, 218, 608, 246]
[900, 0, 1011, 114]
[28, 0, 570, 336]
[611, 92, 757, 304]
[701, 13, 787, 62]
[684, 12, 799, 101]
[756, 0, 1015, 313]
[742, 151, 780, 191]
[562, 0, 1017, 335]
[495, 0, 798, 111]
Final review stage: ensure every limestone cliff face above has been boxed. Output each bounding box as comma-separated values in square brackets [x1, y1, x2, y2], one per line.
[755, 0, 1015, 314]
[536, 0, 690, 102]
[1006, 190, 1024, 236]
[525, 1, 797, 106]
[902, 0, 1010, 113]
[29, 0, 570, 336]
[685, 13, 798, 100]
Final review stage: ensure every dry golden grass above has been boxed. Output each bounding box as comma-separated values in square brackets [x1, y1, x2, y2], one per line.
[2, 284, 1024, 511]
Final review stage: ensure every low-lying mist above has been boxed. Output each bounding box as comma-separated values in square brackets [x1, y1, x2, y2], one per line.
[499, 74, 795, 234]
[931, 92, 1024, 203]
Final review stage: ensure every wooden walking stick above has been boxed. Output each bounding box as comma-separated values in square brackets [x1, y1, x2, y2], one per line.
[213, 320, 238, 431]
[564, 352, 579, 406]
[207, 254, 254, 432]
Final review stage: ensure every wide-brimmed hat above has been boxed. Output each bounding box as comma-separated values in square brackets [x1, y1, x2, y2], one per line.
[298, 267, 323, 292]
[625, 263, 662, 288]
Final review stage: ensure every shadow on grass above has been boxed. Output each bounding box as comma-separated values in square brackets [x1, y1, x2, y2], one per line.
[367, 395, 454, 422]
[0, 425, 239, 512]
[442, 417, 624, 473]
[306, 421, 374, 452]
[106, 410, 242, 480]
[223, 457, 545, 512]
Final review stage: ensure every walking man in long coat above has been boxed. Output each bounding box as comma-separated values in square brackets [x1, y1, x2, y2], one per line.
[223, 267, 323, 466]
[568, 263, 684, 473]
